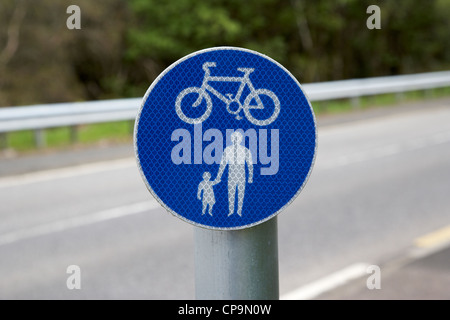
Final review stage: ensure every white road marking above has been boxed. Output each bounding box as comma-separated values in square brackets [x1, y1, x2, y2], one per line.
[0, 157, 136, 188]
[1, 130, 449, 188]
[319, 130, 450, 170]
[282, 225, 450, 300]
[281, 263, 370, 300]
[0, 200, 160, 246]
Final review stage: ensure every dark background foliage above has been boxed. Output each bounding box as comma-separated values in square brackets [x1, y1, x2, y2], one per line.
[0, 0, 449, 106]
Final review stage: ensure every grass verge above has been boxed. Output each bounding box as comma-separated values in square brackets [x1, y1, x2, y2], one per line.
[2, 86, 450, 153]
[4, 121, 133, 152]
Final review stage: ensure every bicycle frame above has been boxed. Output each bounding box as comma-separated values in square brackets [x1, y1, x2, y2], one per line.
[195, 64, 263, 109]
[176, 62, 280, 126]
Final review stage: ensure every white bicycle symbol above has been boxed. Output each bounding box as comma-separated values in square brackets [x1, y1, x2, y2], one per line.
[175, 62, 280, 126]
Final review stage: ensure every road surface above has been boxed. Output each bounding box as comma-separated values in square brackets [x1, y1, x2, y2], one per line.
[0, 98, 450, 299]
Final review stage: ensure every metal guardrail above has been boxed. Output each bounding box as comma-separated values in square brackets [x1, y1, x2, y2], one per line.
[303, 70, 450, 101]
[0, 98, 141, 133]
[0, 70, 449, 135]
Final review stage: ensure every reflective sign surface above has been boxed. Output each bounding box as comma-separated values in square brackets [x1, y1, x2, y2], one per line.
[135, 47, 316, 230]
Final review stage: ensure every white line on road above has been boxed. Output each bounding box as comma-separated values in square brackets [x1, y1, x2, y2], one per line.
[1, 117, 450, 188]
[0, 157, 136, 189]
[0, 200, 160, 246]
[281, 263, 370, 300]
[319, 130, 450, 170]
[282, 225, 450, 300]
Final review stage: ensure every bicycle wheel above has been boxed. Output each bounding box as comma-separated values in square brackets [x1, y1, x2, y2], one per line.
[243, 89, 280, 126]
[175, 87, 212, 124]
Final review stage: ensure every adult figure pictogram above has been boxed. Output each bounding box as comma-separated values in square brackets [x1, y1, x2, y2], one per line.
[215, 131, 253, 217]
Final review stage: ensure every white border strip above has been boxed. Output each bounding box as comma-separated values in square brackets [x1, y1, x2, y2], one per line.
[134, 46, 318, 230]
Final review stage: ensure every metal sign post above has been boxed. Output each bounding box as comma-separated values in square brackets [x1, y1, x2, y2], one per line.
[195, 217, 278, 300]
[134, 47, 316, 300]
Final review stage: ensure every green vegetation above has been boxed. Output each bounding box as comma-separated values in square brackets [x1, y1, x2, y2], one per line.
[6, 121, 133, 152]
[315, 87, 450, 114]
[0, 1, 449, 152]
[4, 87, 450, 153]
[0, 0, 449, 106]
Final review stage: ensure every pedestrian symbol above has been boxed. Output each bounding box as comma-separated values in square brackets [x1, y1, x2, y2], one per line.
[215, 131, 254, 217]
[135, 47, 316, 230]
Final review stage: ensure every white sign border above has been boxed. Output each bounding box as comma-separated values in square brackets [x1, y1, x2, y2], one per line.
[134, 46, 318, 230]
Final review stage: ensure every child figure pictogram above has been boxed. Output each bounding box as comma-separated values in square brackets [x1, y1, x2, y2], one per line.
[197, 172, 219, 216]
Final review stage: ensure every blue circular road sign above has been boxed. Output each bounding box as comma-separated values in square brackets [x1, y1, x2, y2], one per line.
[134, 47, 316, 230]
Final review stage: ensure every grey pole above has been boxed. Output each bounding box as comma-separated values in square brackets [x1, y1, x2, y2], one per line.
[194, 217, 279, 300]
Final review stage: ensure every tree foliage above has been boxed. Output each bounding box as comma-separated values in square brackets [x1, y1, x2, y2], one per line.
[0, 0, 449, 106]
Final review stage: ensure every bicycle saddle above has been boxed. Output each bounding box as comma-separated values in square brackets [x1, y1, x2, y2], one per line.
[202, 62, 217, 71]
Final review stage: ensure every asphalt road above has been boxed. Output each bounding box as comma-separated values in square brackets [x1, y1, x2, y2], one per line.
[1, 98, 450, 299]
